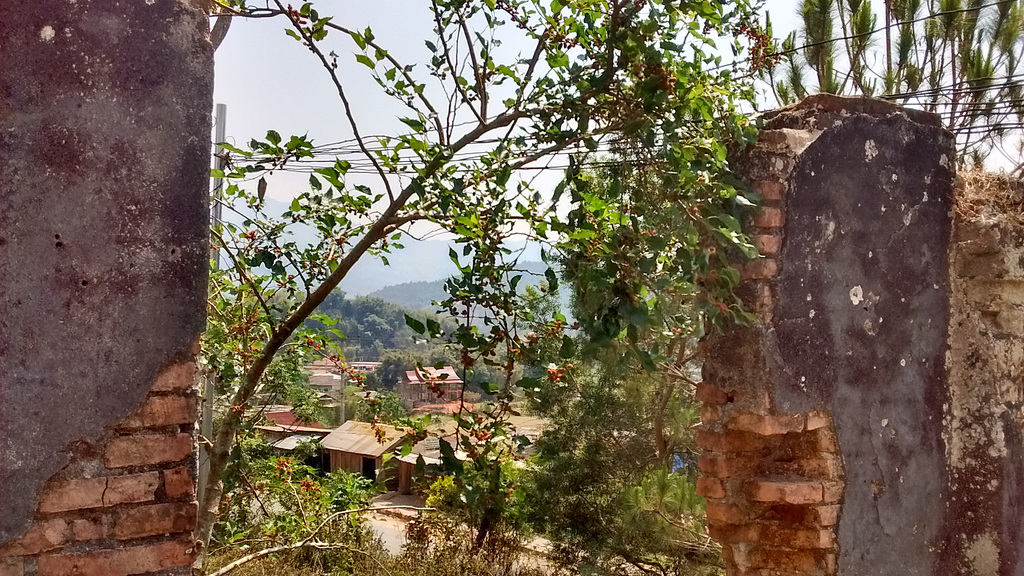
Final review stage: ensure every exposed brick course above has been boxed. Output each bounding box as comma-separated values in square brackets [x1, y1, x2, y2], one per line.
[150, 363, 198, 393]
[162, 467, 194, 500]
[751, 207, 785, 229]
[706, 502, 748, 525]
[751, 234, 781, 255]
[38, 472, 162, 514]
[0, 519, 67, 556]
[104, 433, 192, 469]
[696, 476, 727, 499]
[738, 259, 779, 281]
[70, 517, 106, 542]
[698, 454, 759, 479]
[746, 481, 823, 505]
[695, 382, 731, 405]
[698, 100, 854, 576]
[754, 180, 785, 201]
[105, 472, 162, 506]
[4, 378, 196, 574]
[113, 502, 197, 540]
[727, 413, 805, 436]
[36, 538, 194, 576]
[38, 478, 107, 514]
[119, 396, 196, 429]
[0, 559, 22, 576]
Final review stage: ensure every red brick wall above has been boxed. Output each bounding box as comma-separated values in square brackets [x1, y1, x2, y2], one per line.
[697, 127, 845, 576]
[0, 362, 198, 576]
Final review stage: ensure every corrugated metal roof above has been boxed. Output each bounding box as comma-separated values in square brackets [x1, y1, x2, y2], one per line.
[270, 434, 319, 451]
[321, 420, 403, 457]
[405, 366, 463, 385]
[256, 424, 332, 435]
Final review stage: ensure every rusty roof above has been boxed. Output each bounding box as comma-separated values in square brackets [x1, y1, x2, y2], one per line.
[405, 366, 463, 385]
[320, 420, 403, 457]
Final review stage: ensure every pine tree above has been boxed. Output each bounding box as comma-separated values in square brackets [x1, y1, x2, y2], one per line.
[766, 0, 1024, 164]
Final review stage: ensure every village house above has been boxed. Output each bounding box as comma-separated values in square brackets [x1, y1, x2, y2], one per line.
[397, 365, 463, 409]
[320, 420, 403, 481]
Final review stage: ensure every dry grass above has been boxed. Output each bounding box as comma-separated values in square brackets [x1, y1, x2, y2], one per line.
[956, 170, 1024, 225]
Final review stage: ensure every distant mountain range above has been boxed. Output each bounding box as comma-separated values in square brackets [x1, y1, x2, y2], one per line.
[226, 198, 546, 296]
[367, 261, 552, 311]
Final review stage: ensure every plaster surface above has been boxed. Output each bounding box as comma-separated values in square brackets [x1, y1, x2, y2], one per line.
[0, 0, 211, 543]
[765, 113, 955, 574]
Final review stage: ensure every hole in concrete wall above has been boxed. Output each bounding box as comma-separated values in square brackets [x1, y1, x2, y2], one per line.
[170, 247, 177, 256]
[54, 234, 63, 248]
[80, 279, 89, 287]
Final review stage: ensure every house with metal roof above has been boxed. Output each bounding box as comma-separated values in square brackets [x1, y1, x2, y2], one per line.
[320, 420, 404, 480]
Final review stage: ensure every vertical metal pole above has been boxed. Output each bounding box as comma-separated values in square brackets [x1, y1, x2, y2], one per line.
[337, 374, 346, 425]
[210, 103, 227, 270]
[199, 103, 227, 507]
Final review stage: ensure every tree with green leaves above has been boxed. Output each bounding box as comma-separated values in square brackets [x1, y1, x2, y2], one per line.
[201, 0, 765, 569]
[517, 159, 737, 574]
[766, 0, 1024, 164]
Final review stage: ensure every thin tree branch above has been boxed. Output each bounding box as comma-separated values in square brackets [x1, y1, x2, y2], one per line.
[433, 0, 484, 123]
[208, 541, 389, 576]
[458, 11, 488, 121]
[273, 0, 396, 202]
[210, 14, 233, 51]
[213, 230, 275, 323]
[322, 21, 447, 147]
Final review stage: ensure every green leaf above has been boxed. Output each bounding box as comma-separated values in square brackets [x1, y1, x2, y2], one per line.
[356, 54, 375, 69]
[546, 51, 569, 68]
[404, 314, 426, 334]
[400, 117, 425, 132]
[426, 318, 442, 336]
[545, 267, 559, 291]
[266, 130, 281, 145]
[559, 335, 577, 359]
[348, 30, 366, 50]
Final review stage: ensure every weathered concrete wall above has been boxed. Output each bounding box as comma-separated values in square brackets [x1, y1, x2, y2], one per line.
[697, 95, 1004, 576]
[944, 176, 1024, 575]
[0, 0, 211, 574]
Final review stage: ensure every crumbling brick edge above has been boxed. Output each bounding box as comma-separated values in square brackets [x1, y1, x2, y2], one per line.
[0, 359, 199, 576]
[696, 126, 846, 576]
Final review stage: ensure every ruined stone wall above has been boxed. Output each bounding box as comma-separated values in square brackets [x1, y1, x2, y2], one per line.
[0, 1, 212, 574]
[697, 95, 1001, 575]
[944, 175, 1024, 575]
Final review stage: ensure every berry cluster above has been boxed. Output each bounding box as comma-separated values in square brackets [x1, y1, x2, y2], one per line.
[735, 22, 781, 73]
